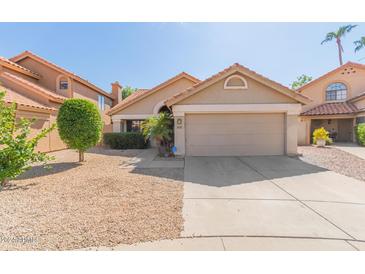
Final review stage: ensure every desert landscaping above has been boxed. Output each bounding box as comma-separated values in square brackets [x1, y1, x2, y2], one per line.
[0, 148, 184, 250]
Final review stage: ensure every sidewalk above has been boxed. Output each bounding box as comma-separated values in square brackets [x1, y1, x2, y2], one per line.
[333, 143, 365, 160]
[81, 236, 365, 251]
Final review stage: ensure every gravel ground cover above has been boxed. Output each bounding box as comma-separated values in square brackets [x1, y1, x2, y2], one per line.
[0, 148, 184, 250]
[298, 145, 365, 182]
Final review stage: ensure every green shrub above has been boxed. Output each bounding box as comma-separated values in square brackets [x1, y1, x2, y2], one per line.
[103, 132, 148, 149]
[356, 123, 365, 146]
[141, 112, 173, 155]
[57, 99, 102, 162]
[0, 91, 55, 189]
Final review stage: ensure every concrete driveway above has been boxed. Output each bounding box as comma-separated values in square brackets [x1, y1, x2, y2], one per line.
[182, 155, 365, 250]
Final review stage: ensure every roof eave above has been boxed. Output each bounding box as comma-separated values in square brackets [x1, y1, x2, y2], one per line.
[108, 72, 200, 116]
[11, 51, 114, 100]
[166, 64, 311, 106]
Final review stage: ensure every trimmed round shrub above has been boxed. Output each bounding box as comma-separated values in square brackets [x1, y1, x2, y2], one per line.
[57, 99, 102, 161]
[356, 123, 365, 146]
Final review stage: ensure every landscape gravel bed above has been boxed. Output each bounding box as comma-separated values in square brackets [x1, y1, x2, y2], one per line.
[298, 145, 365, 182]
[0, 148, 184, 250]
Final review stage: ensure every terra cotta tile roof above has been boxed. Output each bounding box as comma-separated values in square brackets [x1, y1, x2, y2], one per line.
[0, 56, 40, 78]
[1, 71, 67, 102]
[10, 51, 114, 100]
[107, 72, 200, 115]
[300, 102, 358, 116]
[1, 85, 56, 112]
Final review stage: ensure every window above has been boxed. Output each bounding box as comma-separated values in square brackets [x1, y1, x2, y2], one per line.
[326, 83, 347, 101]
[224, 75, 248, 90]
[356, 117, 365, 124]
[126, 120, 144, 132]
[98, 95, 105, 111]
[59, 80, 69, 90]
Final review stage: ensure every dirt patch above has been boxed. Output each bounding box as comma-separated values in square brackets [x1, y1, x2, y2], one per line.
[298, 145, 365, 182]
[0, 148, 184, 250]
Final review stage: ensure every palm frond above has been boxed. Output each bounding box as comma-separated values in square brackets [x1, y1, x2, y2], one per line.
[321, 32, 336, 44]
[354, 37, 365, 52]
[338, 24, 357, 37]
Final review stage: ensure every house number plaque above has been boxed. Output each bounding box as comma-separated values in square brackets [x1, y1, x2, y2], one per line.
[176, 118, 183, 129]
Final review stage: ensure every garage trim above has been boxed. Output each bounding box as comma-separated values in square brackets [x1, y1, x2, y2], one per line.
[172, 104, 301, 116]
[172, 104, 300, 157]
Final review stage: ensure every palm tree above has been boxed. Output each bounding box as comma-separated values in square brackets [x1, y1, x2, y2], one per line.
[354, 37, 365, 53]
[321, 25, 357, 66]
[141, 112, 173, 156]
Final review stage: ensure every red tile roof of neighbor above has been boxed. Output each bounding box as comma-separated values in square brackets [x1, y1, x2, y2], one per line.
[0, 56, 40, 79]
[1, 71, 67, 103]
[301, 102, 358, 116]
[1, 85, 56, 112]
[10, 51, 114, 100]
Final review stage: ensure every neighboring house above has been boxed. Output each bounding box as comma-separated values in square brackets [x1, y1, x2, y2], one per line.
[0, 51, 119, 152]
[108, 63, 310, 156]
[297, 62, 365, 145]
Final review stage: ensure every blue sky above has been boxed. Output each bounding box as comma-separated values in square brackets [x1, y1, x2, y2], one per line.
[0, 23, 364, 92]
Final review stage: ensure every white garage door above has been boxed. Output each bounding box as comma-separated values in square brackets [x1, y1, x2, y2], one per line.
[185, 113, 285, 156]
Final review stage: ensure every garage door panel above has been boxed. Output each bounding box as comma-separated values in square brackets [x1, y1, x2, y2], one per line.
[188, 133, 283, 146]
[188, 124, 283, 135]
[186, 113, 284, 156]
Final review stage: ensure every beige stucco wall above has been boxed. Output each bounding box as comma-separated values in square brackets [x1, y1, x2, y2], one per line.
[72, 80, 112, 127]
[286, 114, 298, 155]
[17, 57, 62, 92]
[178, 75, 297, 105]
[299, 66, 365, 112]
[15, 110, 67, 152]
[354, 97, 365, 110]
[115, 77, 196, 115]
[298, 118, 310, 145]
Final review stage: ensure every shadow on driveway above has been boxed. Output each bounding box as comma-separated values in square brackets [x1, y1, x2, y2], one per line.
[184, 156, 327, 187]
[130, 167, 184, 181]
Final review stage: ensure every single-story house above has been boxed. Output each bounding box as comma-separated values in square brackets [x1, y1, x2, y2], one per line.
[297, 62, 365, 145]
[108, 63, 310, 156]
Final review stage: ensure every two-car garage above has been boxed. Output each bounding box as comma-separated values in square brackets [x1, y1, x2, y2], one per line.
[185, 113, 285, 156]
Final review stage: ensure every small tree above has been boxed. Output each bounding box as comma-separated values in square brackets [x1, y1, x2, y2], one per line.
[290, 75, 312, 90]
[141, 112, 173, 155]
[0, 91, 55, 189]
[122, 86, 137, 99]
[57, 99, 102, 162]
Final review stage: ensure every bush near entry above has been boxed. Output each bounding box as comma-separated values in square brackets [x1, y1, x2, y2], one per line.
[103, 132, 148, 149]
[356, 123, 365, 146]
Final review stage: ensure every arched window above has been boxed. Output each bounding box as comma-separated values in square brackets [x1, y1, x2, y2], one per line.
[56, 75, 71, 94]
[224, 75, 248, 90]
[326, 83, 347, 101]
